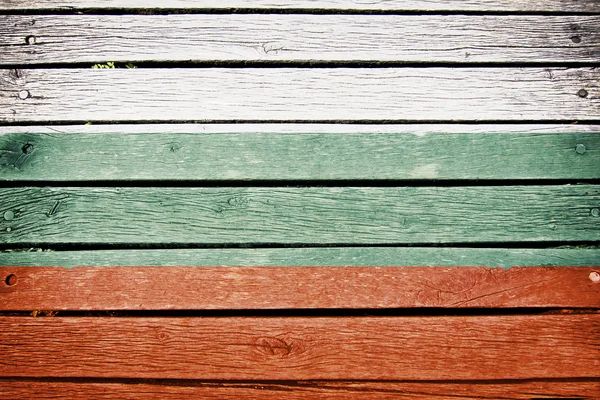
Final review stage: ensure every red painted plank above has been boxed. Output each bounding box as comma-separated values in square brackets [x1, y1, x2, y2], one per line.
[1, 266, 599, 310]
[0, 315, 598, 380]
[1, 380, 599, 399]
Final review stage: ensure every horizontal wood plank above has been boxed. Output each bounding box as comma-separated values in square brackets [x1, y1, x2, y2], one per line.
[2, 380, 599, 399]
[1, 186, 599, 244]
[1, 0, 599, 12]
[1, 315, 598, 380]
[2, 15, 599, 64]
[2, 127, 599, 181]
[1, 68, 597, 122]
[1, 266, 598, 310]
[2, 247, 600, 269]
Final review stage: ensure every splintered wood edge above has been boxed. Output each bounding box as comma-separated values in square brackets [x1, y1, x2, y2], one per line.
[1, 266, 598, 310]
[0, 314, 598, 380]
[1, 380, 599, 399]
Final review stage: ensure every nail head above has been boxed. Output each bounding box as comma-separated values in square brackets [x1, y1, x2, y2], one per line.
[3, 211, 14, 221]
[577, 89, 589, 98]
[570, 35, 582, 44]
[22, 144, 34, 154]
[25, 35, 36, 45]
[575, 144, 587, 155]
[5, 274, 17, 286]
[18, 90, 29, 100]
[591, 208, 600, 217]
[590, 271, 600, 283]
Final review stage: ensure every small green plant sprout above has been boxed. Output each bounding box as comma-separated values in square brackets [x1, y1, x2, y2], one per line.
[91, 62, 137, 69]
[92, 61, 115, 69]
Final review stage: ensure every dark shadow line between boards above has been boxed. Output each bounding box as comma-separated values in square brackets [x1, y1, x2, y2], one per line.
[2, 120, 600, 127]
[0, 308, 596, 318]
[0, 376, 597, 386]
[1, 8, 600, 16]
[2, 61, 600, 69]
[1, 241, 599, 252]
[1, 179, 600, 188]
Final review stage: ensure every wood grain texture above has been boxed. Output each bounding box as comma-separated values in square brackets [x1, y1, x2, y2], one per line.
[2, 128, 599, 181]
[2, 380, 599, 399]
[0, 0, 599, 12]
[1, 315, 598, 380]
[2, 247, 600, 269]
[1, 186, 599, 245]
[1, 266, 598, 310]
[1, 68, 598, 122]
[2, 15, 599, 64]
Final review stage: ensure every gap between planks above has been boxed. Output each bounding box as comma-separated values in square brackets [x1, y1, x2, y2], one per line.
[0, 0, 599, 12]
[1, 379, 599, 399]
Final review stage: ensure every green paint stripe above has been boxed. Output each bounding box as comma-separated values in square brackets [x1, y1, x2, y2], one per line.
[1, 131, 598, 181]
[1, 186, 599, 244]
[2, 248, 599, 269]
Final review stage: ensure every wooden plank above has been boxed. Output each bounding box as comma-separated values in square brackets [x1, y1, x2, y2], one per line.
[1, 266, 598, 310]
[2, 247, 600, 269]
[1, 186, 599, 244]
[2, 15, 599, 64]
[2, 380, 599, 399]
[2, 127, 600, 181]
[0, 0, 599, 12]
[1, 68, 597, 122]
[0, 315, 598, 380]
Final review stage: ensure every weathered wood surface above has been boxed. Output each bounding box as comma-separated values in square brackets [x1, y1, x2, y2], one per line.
[2, 15, 598, 64]
[1, 315, 598, 380]
[2, 266, 598, 310]
[1, 0, 599, 12]
[1, 68, 597, 122]
[2, 247, 600, 269]
[2, 380, 599, 400]
[1, 186, 599, 244]
[2, 127, 599, 181]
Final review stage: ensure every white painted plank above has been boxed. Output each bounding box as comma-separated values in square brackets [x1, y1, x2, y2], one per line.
[1, 15, 598, 64]
[1, 68, 597, 122]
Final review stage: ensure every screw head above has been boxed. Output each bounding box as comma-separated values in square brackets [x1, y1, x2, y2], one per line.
[591, 208, 600, 217]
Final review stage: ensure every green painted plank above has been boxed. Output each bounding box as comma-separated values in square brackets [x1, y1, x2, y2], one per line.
[1, 186, 598, 245]
[1, 248, 599, 269]
[1, 129, 599, 181]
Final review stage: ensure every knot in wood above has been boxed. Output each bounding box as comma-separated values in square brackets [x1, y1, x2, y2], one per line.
[254, 334, 304, 358]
